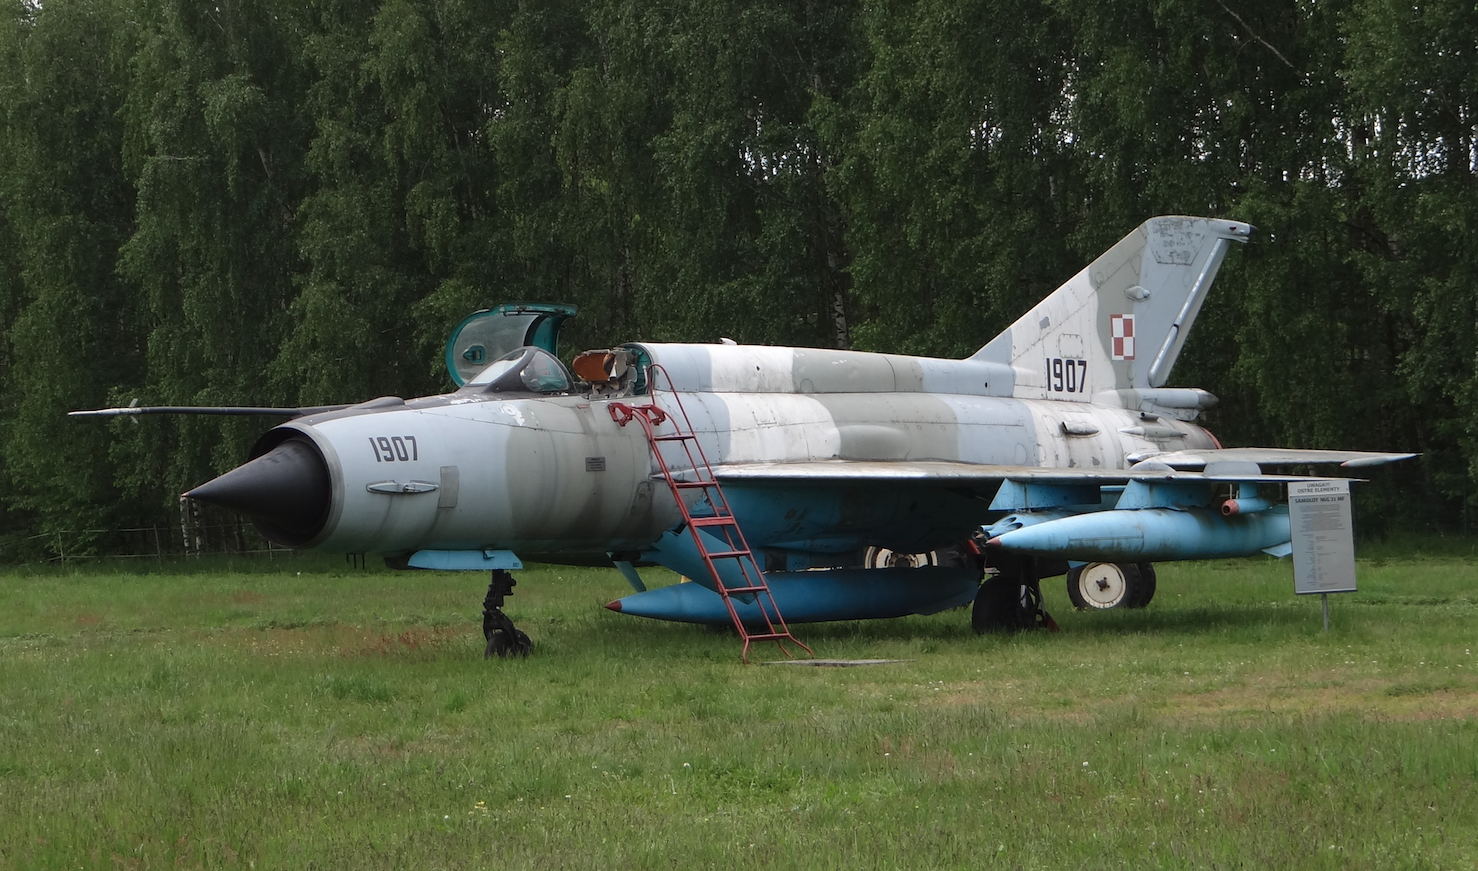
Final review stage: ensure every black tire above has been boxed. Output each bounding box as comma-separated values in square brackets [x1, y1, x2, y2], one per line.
[1130, 563, 1157, 608]
[972, 575, 1024, 634]
[485, 627, 533, 658]
[485, 629, 507, 659]
[1066, 562, 1142, 610]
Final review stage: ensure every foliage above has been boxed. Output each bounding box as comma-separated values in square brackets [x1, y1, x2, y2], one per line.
[0, 0, 139, 556]
[2, 0, 1476, 554]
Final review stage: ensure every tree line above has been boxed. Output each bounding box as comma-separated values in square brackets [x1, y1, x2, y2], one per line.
[2, 0, 1475, 558]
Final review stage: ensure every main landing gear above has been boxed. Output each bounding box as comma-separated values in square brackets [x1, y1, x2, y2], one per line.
[483, 569, 532, 658]
[971, 555, 1058, 634]
[968, 545, 1159, 632]
[1065, 562, 1157, 610]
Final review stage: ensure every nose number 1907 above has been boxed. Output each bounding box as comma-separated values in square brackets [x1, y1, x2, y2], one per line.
[369, 436, 420, 462]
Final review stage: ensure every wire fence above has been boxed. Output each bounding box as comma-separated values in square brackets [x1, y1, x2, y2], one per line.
[23, 527, 292, 563]
[21, 500, 294, 564]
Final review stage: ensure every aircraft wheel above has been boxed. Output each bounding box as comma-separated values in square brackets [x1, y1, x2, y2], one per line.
[1129, 563, 1157, 608]
[1066, 562, 1142, 610]
[486, 627, 532, 659]
[484, 629, 505, 658]
[863, 546, 939, 569]
[971, 575, 1026, 634]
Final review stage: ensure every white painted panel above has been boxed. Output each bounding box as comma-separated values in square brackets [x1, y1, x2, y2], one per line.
[645, 344, 796, 393]
[916, 357, 1017, 396]
[699, 394, 838, 464]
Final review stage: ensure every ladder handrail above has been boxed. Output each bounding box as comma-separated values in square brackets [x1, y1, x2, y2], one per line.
[613, 365, 739, 519]
[608, 365, 812, 663]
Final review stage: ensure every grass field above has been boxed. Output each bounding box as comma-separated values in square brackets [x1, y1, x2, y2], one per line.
[2, 543, 1476, 869]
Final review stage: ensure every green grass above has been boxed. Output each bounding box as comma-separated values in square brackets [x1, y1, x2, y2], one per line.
[2, 548, 1476, 869]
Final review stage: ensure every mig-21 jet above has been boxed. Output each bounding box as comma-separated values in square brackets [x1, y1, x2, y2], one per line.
[75, 216, 1413, 659]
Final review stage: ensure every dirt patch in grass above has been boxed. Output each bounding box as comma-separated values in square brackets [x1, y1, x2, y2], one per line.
[196, 625, 337, 658]
[195, 622, 477, 661]
[329, 729, 479, 763]
[344, 625, 466, 660]
[1160, 676, 1478, 723]
[915, 673, 1478, 724]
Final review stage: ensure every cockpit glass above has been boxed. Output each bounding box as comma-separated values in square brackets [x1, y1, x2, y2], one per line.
[467, 348, 526, 387]
[520, 351, 570, 393]
[464, 347, 571, 395]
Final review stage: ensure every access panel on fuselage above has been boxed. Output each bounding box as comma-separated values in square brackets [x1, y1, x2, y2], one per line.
[499, 396, 672, 550]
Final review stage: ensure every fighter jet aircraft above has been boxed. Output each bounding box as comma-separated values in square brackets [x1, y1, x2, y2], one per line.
[75, 217, 1413, 658]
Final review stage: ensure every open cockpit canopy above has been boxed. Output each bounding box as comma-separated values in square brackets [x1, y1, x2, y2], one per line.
[445, 303, 577, 387]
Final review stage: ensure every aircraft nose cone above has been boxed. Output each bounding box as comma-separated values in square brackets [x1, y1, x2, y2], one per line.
[185, 437, 331, 546]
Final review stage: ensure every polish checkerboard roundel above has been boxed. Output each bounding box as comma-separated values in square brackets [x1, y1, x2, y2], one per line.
[1110, 314, 1135, 360]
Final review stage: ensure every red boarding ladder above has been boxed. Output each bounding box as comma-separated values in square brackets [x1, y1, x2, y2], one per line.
[609, 365, 812, 664]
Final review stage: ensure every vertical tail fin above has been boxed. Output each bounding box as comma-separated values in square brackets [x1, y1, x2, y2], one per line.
[971, 216, 1252, 406]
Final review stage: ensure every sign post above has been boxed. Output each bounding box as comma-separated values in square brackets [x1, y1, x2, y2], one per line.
[1287, 479, 1356, 631]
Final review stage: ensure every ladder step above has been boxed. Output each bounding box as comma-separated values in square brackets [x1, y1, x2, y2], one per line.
[689, 516, 736, 527]
[703, 550, 751, 560]
[651, 434, 696, 442]
[672, 481, 717, 490]
[741, 633, 796, 643]
[718, 584, 766, 594]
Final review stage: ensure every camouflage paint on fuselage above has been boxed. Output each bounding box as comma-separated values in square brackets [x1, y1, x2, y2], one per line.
[224, 217, 1244, 558]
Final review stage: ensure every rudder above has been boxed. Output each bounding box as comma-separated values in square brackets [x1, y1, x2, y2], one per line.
[970, 216, 1252, 407]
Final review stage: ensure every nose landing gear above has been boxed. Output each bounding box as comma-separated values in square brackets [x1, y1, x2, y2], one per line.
[483, 569, 532, 658]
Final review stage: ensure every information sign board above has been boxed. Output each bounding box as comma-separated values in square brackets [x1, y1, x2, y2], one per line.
[1288, 479, 1356, 595]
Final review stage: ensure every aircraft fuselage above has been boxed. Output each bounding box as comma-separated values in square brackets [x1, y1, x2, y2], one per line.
[241, 342, 1217, 558]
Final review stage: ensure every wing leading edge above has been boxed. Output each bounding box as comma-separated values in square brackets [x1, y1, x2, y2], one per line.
[1128, 448, 1418, 469]
[709, 447, 1415, 486]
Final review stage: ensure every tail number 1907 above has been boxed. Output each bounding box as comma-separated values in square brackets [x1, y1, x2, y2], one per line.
[1046, 357, 1088, 393]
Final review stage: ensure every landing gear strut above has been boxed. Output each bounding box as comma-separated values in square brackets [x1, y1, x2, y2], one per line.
[972, 555, 1057, 634]
[483, 569, 532, 658]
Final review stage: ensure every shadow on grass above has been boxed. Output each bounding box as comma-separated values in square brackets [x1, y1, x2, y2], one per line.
[583, 600, 1329, 653]
[1060, 602, 1335, 639]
